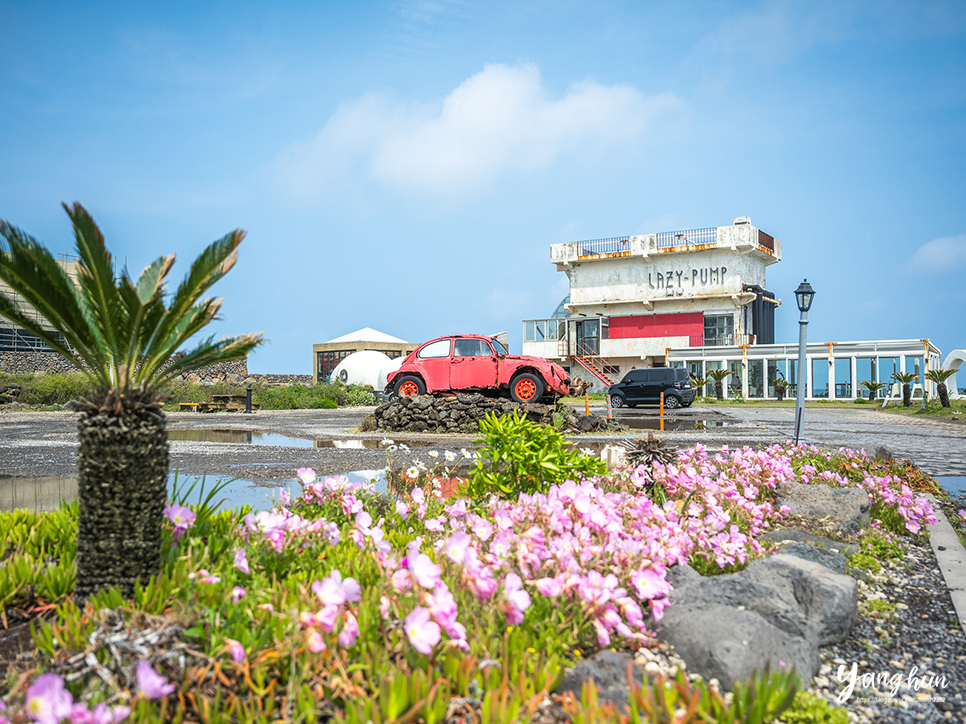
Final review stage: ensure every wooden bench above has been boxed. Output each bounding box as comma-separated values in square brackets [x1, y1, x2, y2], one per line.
[179, 403, 202, 412]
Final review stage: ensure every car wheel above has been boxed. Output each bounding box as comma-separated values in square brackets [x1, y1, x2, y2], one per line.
[510, 373, 544, 403]
[610, 394, 625, 408]
[664, 394, 681, 410]
[395, 375, 426, 398]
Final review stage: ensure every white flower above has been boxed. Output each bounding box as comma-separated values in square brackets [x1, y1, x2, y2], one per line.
[444, 450, 457, 462]
[399, 443, 411, 452]
[429, 451, 439, 458]
[381, 438, 394, 447]
[406, 466, 420, 479]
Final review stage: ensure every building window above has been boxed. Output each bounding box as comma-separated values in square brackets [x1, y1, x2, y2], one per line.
[318, 349, 351, 380]
[704, 315, 734, 346]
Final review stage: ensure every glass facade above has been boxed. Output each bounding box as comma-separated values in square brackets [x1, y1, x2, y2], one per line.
[833, 358, 852, 399]
[811, 359, 829, 398]
[856, 358, 877, 398]
[748, 359, 764, 398]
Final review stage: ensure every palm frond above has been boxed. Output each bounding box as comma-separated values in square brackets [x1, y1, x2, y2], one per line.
[64, 203, 125, 381]
[143, 230, 243, 363]
[0, 222, 110, 384]
[156, 332, 264, 386]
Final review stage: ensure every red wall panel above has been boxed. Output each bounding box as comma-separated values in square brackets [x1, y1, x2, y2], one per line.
[609, 312, 704, 339]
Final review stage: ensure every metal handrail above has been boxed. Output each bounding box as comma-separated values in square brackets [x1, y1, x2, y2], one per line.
[656, 227, 718, 249]
[576, 236, 631, 257]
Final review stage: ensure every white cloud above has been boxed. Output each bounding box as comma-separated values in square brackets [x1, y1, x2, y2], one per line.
[910, 233, 966, 273]
[274, 63, 682, 201]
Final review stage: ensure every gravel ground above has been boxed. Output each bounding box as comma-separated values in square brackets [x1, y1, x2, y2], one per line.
[2, 403, 965, 483]
[811, 537, 966, 723]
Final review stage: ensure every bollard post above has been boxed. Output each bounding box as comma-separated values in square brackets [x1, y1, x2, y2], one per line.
[585, 392, 590, 416]
[660, 391, 665, 431]
[244, 385, 253, 414]
[606, 394, 613, 419]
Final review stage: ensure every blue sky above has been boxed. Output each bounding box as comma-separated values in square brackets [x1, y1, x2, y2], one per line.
[2, 0, 964, 372]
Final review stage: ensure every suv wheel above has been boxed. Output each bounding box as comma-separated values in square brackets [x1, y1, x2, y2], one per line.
[396, 375, 426, 398]
[610, 394, 625, 408]
[510, 373, 544, 403]
[664, 394, 681, 410]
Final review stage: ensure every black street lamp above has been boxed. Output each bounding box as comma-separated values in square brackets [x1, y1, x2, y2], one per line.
[794, 279, 815, 443]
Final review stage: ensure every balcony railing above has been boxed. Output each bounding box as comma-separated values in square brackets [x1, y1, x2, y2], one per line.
[757, 230, 775, 253]
[575, 236, 631, 258]
[656, 227, 718, 249]
[702, 334, 754, 347]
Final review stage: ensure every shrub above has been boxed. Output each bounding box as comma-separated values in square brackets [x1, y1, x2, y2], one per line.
[4, 371, 93, 406]
[848, 552, 881, 574]
[460, 411, 608, 499]
[779, 691, 849, 724]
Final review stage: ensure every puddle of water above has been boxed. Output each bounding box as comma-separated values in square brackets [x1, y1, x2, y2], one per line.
[167, 429, 431, 449]
[615, 417, 731, 431]
[936, 476, 966, 495]
[0, 473, 287, 514]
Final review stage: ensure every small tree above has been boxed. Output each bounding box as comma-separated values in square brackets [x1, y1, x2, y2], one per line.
[772, 371, 788, 401]
[706, 369, 732, 401]
[926, 369, 956, 408]
[0, 203, 263, 597]
[861, 380, 885, 402]
[690, 375, 708, 398]
[892, 372, 918, 407]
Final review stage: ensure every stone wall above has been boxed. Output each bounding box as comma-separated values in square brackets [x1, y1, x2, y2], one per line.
[0, 351, 79, 376]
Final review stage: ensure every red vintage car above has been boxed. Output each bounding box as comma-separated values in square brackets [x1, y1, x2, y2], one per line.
[385, 334, 572, 403]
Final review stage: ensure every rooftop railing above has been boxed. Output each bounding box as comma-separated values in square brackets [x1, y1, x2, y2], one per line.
[576, 236, 631, 257]
[656, 227, 718, 249]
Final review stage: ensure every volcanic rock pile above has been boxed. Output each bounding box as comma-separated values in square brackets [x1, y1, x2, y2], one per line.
[369, 392, 616, 433]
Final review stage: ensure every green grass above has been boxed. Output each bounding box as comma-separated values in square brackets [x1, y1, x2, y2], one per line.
[879, 398, 966, 419]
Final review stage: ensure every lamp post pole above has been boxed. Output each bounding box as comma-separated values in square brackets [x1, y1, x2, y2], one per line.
[793, 280, 815, 444]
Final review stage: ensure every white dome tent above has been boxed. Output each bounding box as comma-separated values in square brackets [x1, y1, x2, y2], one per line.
[331, 350, 405, 391]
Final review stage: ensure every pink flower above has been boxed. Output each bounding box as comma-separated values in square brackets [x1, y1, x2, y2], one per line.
[25, 673, 73, 724]
[396, 501, 410, 519]
[306, 629, 326, 653]
[339, 611, 360, 647]
[231, 586, 246, 603]
[312, 570, 361, 606]
[392, 569, 412, 593]
[409, 553, 442, 589]
[380, 595, 391, 619]
[163, 504, 195, 541]
[224, 638, 246, 662]
[234, 548, 250, 575]
[297, 467, 317, 485]
[404, 606, 441, 655]
[317, 604, 340, 632]
[91, 704, 130, 724]
[535, 576, 564, 598]
[136, 661, 175, 699]
[259, 603, 275, 613]
[503, 573, 531, 624]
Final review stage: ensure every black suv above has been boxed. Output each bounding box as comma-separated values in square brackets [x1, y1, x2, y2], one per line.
[608, 367, 695, 409]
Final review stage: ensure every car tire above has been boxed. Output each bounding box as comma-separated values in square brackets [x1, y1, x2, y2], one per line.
[610, 394, 625, 408]
[395, 375, 426, 398]
[664, 394, 681, 410]
[510, 373, 544, 403]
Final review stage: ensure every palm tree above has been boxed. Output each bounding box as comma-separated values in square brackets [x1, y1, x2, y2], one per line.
[706, 368, 732, 401]
[0, 203, 263, 597]
[689, 375, 708, 398]
[926, 368, 956, 408]
[892, 372, 918, 407]
[861, 380, 885, 402]
[772, 370, 788, 401]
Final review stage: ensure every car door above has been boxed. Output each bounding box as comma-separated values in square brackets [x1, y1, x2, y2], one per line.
[450, 338, 499, 390]
[623, 370, 649, 403]
[642, 369, 669, 403]
[413, 338, 452, 391]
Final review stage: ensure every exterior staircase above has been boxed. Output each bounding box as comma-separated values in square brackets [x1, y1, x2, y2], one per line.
[570, 346, 616, 388]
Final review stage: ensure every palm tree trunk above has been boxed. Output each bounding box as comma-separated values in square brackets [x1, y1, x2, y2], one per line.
[902, 384, 911, 407]
[715, 382, 723, 401]
[938, 382, 950, 408]
[75, 403, 169, 598]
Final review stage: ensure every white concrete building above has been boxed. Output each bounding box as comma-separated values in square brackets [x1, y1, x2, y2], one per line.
[523, 217, 782, 389]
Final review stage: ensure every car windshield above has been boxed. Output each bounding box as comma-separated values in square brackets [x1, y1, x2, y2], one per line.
[491, 338, 508, 355]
